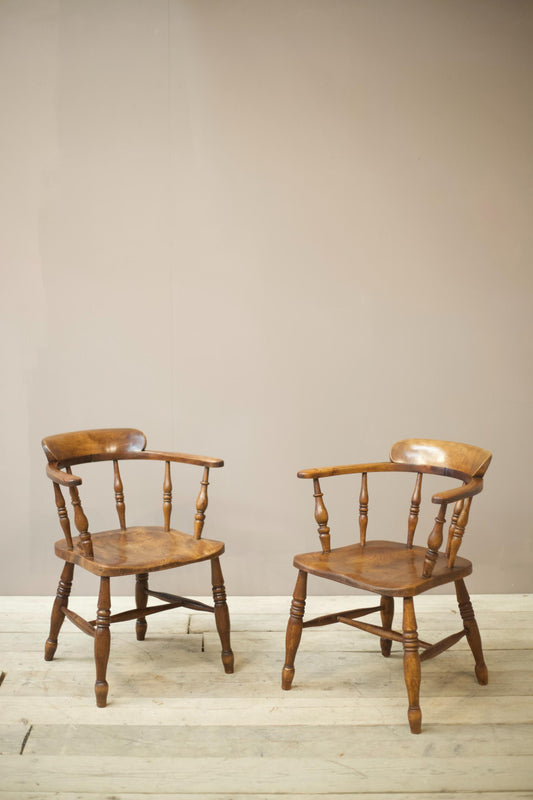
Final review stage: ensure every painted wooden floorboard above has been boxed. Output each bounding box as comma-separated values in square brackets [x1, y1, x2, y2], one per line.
[1, 795, 532, 800]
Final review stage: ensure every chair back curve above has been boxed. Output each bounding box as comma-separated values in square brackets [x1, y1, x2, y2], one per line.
[42, 428, 147, 465]
[390, 439, 492, 478]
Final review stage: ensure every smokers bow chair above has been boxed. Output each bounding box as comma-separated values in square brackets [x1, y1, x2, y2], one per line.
[42, 428, 233, 706]
[281, 439, 492, 733]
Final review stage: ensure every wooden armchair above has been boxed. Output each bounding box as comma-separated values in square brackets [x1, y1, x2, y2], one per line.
[42, 428, 233, 706]
[281, 439, 492, 733]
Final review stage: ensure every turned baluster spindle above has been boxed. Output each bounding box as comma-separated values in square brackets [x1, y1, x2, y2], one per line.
[407, 472, 422, 549]
[446, 498, 464, 559]
[448, 497, 472, 568]
[53, 482, 73, 549]
[67, 467, 94, 558]
[359, 472, 368, 546]
[194, 467, 209, 539]
[163, 461, 172, 532]
[422, 503, 447, 578]
[113, 460, 126, 530]
[313, 478, 330, 553]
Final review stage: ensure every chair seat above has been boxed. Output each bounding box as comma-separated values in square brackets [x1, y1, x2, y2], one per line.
[55, 526, 225, 577]
[293, 539, 472, 597]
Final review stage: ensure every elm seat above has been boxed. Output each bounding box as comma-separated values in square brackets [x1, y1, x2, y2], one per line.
[294, 540, 472, 597]
[42, 427, 233, 707]
[282, 438, 492, 734]
[55, 527, 226, 577]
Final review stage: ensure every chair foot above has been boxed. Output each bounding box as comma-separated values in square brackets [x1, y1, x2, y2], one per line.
[282, 570, 307, 690]
[44, 562, 74, 661]
[94, 577, 111, 707]
[380, 595, 394, 657]
[211, 558, 234, 674]
[135, 573, 149, 641]
[403, 597, 422, 734]
[281, 666, 295, 691]
[408, 707, 422, 734]
[455, 579, 488, 685]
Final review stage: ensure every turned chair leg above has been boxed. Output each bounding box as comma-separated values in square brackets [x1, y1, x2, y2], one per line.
[211, 558, 234, 674]
[94, 577, 111, 707]
[135, 573, 149, 641]
[282, 570, 307, 690]
[455, 578, 488, 685]
[402, 596, 422, 734]
[380, 595, 394, 657]
[45, 562, 74, 661]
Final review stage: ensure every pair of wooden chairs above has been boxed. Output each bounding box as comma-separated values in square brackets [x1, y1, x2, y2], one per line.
[42, 429, 491, 733]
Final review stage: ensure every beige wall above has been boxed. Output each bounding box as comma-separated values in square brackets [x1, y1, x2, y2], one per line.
[1, 0, 532, 596]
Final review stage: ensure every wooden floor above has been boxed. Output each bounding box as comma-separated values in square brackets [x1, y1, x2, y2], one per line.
[1, 593, 532, 799]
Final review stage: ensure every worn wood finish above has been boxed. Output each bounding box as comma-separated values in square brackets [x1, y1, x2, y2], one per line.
[41, 428, 232, 707]
[285, 438, 492, 733]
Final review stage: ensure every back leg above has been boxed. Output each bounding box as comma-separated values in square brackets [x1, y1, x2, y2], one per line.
[135, 573, 148, 641]
[45, 562, 74, 661]
[455, 578, 488, 685]
[380, 595, 394, 656]
[282, 570, 307, 690]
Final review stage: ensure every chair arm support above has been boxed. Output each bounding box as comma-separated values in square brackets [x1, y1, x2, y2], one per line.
[297, 462, 419, 479]
[431, 477, 483, 504]
[46, 463, 82, 487]
[124, 450, 224, 468]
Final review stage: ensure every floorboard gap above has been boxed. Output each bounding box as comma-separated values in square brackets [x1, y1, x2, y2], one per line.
[19, 725, 33, 755]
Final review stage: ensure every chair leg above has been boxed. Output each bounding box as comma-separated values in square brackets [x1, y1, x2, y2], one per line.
[455, 578, 488, 685]
[211, 557, 234, 674]
[45, 562, 74, 661]
[380, 595, 394, 657]
[94, 577, 111, 707]
[135, 573, 149, 641]
[402, 596, 422, 734]
[282, 570, 307, 690]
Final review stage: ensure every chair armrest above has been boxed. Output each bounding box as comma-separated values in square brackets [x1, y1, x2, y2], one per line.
[125, 450, 224, 468]
[46, 463, 82, 487]
[297, 462, 418, 479]
[431, 476, 483, 504]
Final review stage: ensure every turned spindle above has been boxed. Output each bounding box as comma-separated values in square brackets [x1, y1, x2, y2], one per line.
[113, 460, 126, 530]
[402, 597, 421, 734]
[163, 461, 172, 532]
[446, 498, 464, 559]
[94, 576, 111, 708]
[67, 467, 93, 558]
[313, 478, 330, 553]
[194, 467, 209, 539]
[53, 482, 73, 549]
[359, 472, 368, 546]
[407, 472, 422, 548]
[448, 497, 472, 567]
[422, 503, 447, 579]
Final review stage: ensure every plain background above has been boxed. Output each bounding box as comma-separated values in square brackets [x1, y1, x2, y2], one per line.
[1, 0, 532, 597]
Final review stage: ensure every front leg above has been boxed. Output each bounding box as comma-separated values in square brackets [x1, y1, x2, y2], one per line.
[135, 573, 148, 641]
[402, 596, 421, 733]
[94, 577, 111, 707]
[282, 570, 307, 690]
[211, 557, 234, 674]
